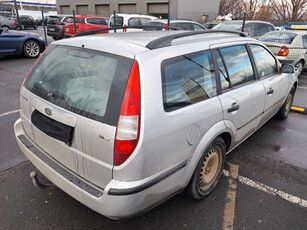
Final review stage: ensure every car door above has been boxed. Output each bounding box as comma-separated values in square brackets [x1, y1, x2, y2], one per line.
[0, 31, 17, 55]
[214, 44, 266, 146]
[249, 44, 289, 123]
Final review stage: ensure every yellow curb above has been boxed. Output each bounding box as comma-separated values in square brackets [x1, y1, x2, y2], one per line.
[291, 106, 305, 112]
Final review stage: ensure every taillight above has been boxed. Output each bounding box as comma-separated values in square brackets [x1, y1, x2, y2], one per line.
[13, 21, 16, 25]
[277, 46, 289, 56]
[55, 22, 61, 25]
[114, 61, 140, 166]
[123, 24, 127, 32]
[164, 23, 168, 31]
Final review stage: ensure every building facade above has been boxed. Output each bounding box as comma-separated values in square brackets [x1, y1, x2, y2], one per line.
[56, 0, 220, 23]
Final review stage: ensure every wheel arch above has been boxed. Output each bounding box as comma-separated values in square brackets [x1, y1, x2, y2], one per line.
[181, 121, 233, 188]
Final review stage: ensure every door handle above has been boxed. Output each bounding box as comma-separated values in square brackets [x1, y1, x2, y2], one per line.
[227, 103, 240, 113]
[267, 88, 274, 95]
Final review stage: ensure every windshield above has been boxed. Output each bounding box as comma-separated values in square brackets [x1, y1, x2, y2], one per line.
[24, 45, 134, 126]
[214, 22, 242, 30]
[259, 31, 297, 44]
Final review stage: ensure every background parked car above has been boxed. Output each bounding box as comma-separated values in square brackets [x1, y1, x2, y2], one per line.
[64, 15, 109, 37]
[145, 19, 207, 31]
[17, 15, 38, 30]
[47, 15, 71, 40]
[0, 27, 45, 58]
[35, 16, 49, 26]
[260, 30, 307, 75]
[213, 20, 275, 39]
[0, 15, 18, 31]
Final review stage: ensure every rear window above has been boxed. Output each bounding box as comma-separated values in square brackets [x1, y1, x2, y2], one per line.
[24, 45, 134, 126]
[110, 16, 124, 27]
[213, 23, 242, 31]
[259, 31, 297, 44]
[48, 16, 63, 24]
[144, 21, 164, 30]
[67, 17, 85, 23]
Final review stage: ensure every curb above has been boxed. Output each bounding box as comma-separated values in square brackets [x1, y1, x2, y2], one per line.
[291, 106, 307, 115]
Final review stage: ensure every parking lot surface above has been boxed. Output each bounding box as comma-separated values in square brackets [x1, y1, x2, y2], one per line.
[0, 33, 307, 229]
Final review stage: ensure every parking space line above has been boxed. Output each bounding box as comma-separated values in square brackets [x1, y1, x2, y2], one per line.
[298, 86, 307, 90]
[223, 163, 239, 230]
[223, 169, 307, 208]
[0, 109, 20, 118]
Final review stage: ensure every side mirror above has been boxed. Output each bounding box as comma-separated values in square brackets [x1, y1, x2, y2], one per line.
[281, 64, 295, 74]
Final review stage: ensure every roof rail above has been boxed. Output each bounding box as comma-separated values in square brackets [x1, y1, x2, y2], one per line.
[73, 25, 181, 37]
[146, 30, 247, 50]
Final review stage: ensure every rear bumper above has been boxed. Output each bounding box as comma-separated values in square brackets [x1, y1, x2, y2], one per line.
[14, 118, 187, 219]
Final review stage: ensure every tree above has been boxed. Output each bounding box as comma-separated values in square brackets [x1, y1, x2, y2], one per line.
[269, 0, 307, 22]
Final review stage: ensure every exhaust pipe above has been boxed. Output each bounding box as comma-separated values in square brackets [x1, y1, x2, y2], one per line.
[30, 171, 53, 189]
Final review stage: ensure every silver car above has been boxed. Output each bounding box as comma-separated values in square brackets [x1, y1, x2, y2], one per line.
[14, 30, 298, 219]
[260, 30, 307, 75]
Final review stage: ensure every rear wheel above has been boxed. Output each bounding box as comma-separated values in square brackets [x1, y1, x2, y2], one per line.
[20, 24, 25, 30]
[23, 40, 40, 58]
[34, 24, 38, 29]
[295, 61, 303, 76]
[185, 137, 226, 199]
[277, 86, 296, 119]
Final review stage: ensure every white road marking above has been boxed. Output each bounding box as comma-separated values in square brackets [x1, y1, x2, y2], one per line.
[0, 109, 20, 118]
[223, 169, 307, 208]
[298, 86, 307, 90]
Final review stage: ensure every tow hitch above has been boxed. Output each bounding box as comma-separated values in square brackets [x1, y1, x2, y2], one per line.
[30, 171, 53, 189]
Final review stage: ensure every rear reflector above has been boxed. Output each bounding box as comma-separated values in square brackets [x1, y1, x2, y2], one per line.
[277, 46, 289, 56]
[114, 61, 140, 166]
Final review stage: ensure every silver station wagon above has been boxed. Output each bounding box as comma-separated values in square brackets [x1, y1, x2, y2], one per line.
[14, 29, 298, 219]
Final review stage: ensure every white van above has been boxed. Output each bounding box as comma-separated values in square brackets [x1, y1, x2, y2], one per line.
[109, 13, 157, 32]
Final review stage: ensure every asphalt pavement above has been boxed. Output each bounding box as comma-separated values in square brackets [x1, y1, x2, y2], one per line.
[0, 33, 306, 229]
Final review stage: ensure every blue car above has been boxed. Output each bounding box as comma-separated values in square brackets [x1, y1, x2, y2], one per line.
[0, 28, 45, 58]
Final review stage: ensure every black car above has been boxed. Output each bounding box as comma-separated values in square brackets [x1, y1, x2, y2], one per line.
[17, 15, 38, 30]
[47, 15, 70, 40]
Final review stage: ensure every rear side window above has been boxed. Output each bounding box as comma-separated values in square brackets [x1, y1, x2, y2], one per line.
[162, 50, 217, 112]
[24, 45, 134, 126]
[128, 17, 151, 26]
[220, 45, 255, 87]
[172, 23, 193, 30]
[86, 18, 108, 26]
[193, 23, 205, 31]
[302, 35, 307, 48]
[250, 45, 278, 78]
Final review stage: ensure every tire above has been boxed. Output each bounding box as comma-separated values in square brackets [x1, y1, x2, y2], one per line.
[276, 86, 296, 119]
[34, 24, 38, 29]
[23, 40, 41, 58]
[295, 61, 303, 76]
[2, 25, 9, 31]
[185, 137, 226, 199]
[52, 36, 59, 40]
[20, 24, 25, 30]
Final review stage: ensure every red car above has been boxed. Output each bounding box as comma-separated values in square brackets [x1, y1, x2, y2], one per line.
[64, 15, 109, 37]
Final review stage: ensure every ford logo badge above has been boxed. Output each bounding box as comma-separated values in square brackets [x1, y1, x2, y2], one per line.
[45, 108, 52, 116]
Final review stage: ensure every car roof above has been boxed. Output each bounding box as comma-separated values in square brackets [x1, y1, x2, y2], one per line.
[71, 15, 109, 19]
[264, 30, 307, 35]
[220, 20, 274, 26]
[112, 14, 157, 18]
[152, 19, 200, 24]
[53, 30, 255, 58]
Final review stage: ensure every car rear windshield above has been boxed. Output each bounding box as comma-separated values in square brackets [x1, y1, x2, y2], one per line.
[24, 45, 134, 126]
[67, 17, 85, 23]
[213, 23, 242, 31]
[48, 16, 63, 24]
[259, 32, 297, 44]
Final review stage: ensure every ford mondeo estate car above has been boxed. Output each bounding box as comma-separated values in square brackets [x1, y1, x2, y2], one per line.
[14, 29, 298, 219]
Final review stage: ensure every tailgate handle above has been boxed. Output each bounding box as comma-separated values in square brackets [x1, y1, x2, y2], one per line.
[227, 103, 240, 113]
[267, 88, 274, 95]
